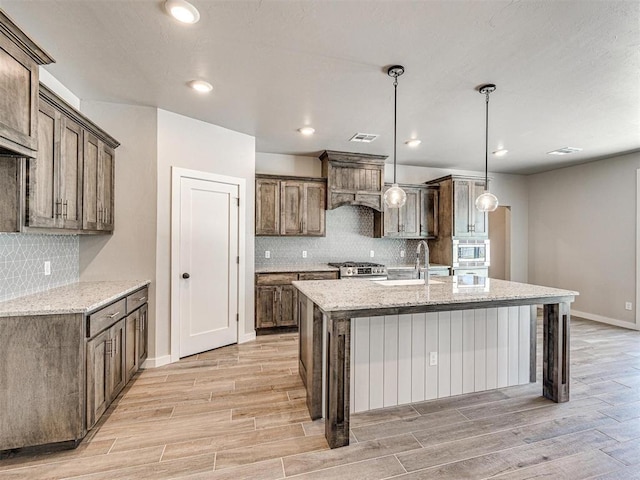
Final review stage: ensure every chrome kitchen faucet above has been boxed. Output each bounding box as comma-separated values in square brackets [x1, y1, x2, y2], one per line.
[416, 240, 430, 280]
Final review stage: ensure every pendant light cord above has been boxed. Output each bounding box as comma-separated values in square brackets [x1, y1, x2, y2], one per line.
[484, 90, 489, 190]
[393, 75, 398, 184]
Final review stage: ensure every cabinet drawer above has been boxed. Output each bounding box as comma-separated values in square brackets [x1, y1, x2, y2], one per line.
[87, 298, 126, 338]
[298, 271, 339, 281]
[126, 287, 148, 313]
[256, 273, 298, 285]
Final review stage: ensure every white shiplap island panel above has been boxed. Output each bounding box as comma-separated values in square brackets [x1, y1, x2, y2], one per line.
[349, 306, 531, 413]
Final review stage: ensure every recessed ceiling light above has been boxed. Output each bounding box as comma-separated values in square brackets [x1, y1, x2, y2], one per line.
[164, 0, 200, 24]
[349, 133, 379, 143]
[188, 80, 213, 93]
[298, 127, 315, 135]
[493, 149, 508, 157]
[547, 147, 583, 156]
[405, 139, 421, 147]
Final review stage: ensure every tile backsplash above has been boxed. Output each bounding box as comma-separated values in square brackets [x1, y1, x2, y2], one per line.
[255, 206, 420, 267]
[0, 234, 79, 302]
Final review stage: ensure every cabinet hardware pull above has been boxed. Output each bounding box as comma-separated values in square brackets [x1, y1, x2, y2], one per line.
[63, 200, 68, 219]
[98, 206, 102, 223]
[106, 339, 112, 357]
[137, 296, 146, 302]
[108, 311, 120, 318]
[55, 199, 62, 218]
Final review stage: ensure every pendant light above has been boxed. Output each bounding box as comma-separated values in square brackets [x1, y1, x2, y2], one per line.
[475, 84, 499, 212]
[383, 65, 407, 209]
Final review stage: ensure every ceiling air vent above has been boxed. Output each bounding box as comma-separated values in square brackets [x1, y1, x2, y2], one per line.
[547, 147, 583, 156]
[349, 133, 379, 143]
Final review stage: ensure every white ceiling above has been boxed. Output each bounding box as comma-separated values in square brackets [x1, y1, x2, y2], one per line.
[2, 0, 639, 174]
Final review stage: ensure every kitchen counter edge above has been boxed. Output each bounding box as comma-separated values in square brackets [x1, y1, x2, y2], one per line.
[0, 280, 151, 317]
[255, 264, 339, 274]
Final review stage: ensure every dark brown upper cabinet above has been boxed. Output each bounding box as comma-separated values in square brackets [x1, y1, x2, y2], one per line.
[0, 10, 54, 158]
[256, 175, 326, 237]
[373, 184, 439, 239]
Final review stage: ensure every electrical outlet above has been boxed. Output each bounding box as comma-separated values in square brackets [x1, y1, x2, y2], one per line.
[625, 302, 633, 311]
[400, 250, 405, 258]
[429, 352, 438, 366]
[44, 261, 51, 276]
[370, 250, 375, 258]
[264, 251, 270, 259]
[302, 251, 307, 258]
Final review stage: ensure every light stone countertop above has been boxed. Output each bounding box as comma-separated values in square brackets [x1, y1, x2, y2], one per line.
[0, 280, 150, 317]
[293, 276, 578, 313]
[255, 264, 339, 274]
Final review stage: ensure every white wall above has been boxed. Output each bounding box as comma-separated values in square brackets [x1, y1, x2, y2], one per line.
[78, 102, 159, 355]
[156, 109, 256, 360]
[528, 151, 640, 328]
[256, 154, 529, 282]
[39, 67, 80, 109]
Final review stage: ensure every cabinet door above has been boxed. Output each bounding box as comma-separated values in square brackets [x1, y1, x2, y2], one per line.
[420, 188, 438, 238]
[27, 101, 59, 228]
[108, 319, 126, 402]
[278, 285, 298, 327]
[280, 181, 304, 235]
[138, 303, 148, 365]
[255, 286, 278, 328]
[82, 133, 100, 231]
[58, 116, 83, 230]
[383, 201, 401, 237]
[471, 181, 488, 237]
[453, 180, 473, 237]
[86, 329, 110, 430]
[303, 182, 325, 236]
[255, 178, 280, 235]
[400, 188, 420, 237]
[98, 144, 115, 231]
[0, 32, 39, 157]
[125, 310, 139, 382]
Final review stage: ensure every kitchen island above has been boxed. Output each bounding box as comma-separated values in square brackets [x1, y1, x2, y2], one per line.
[293, 276, 578, 448]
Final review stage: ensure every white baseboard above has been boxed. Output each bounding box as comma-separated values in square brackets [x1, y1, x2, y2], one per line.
[239, 331, 256, 344]
[142, 355, 172, 368]
[572, 310, 639, 331]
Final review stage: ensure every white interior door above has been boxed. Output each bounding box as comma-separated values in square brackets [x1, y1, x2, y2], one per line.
[178, 176, 239, 357]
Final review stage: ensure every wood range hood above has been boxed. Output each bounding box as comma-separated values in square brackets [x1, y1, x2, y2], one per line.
[319, 150, 387, 212]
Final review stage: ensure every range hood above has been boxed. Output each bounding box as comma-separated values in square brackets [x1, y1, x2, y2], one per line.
[319, 150, 387, 212]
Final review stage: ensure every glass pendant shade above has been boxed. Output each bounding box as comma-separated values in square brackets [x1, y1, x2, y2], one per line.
[384, 183, 407, 208]
[475, 190, 499, 212]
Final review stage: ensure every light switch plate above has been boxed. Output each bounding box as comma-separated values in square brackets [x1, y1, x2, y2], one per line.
[625, 302, 633, 311]
[429, 352, 438, 366]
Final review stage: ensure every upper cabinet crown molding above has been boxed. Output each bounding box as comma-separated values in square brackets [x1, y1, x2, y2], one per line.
[0, 9, 54, 158]
[0, 10, 54, 65]
[39, 84, 120, 149]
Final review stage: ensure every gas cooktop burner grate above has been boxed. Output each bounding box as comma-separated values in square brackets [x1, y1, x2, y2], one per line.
[328, 261, 385, 268]
[328, 261, 387, 279]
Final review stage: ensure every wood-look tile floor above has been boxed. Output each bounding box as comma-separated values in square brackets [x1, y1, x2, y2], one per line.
[2, 318, 640, 479]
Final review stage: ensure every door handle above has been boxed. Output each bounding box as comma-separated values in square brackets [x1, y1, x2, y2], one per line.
[182, 273, 190, 279]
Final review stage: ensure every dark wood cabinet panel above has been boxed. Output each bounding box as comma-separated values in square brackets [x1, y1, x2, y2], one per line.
[108, 318, 126, 399]
[374, 185, 438, 239]
[0, 11, 54, 158]
[125, 309, 140, 382]
[256, 175, 326, 237]
[452, 179, 488, 238]
[255, 285, 278, 328]
[278, 285, 298, 327]
[138, 303, 149, 365]
[86, 328, 109, 430]
[59, 116, 83, 229]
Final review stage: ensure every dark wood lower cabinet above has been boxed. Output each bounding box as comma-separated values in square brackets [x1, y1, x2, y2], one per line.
[0, 285, 149, 451]
[255, 270, 338, 332]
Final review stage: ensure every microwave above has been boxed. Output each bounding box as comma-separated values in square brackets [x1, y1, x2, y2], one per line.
[452, 239, 490, 267]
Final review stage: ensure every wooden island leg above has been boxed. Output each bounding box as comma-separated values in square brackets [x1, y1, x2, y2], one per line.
[543, 302, 571, 402]
[325, 316, 351, 448]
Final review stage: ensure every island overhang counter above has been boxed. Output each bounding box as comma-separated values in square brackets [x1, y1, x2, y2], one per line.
[292, 276, 578, 448]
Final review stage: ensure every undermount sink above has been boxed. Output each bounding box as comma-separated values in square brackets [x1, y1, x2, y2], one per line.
[374, 279, 443, 287]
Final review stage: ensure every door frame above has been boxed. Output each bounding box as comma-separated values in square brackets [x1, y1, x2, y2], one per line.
[170, 167, 247, 362]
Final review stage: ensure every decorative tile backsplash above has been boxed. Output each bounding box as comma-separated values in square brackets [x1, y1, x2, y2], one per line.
[255, 206, 420, 267]
[0, 234, 79, 302]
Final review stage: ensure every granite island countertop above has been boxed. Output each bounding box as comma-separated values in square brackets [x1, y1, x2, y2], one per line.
[0, 280, 150, 317]
[293, 276, 578, 314]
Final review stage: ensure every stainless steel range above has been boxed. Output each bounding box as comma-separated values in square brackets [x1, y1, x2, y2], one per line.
[328, 261, 387, 280]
